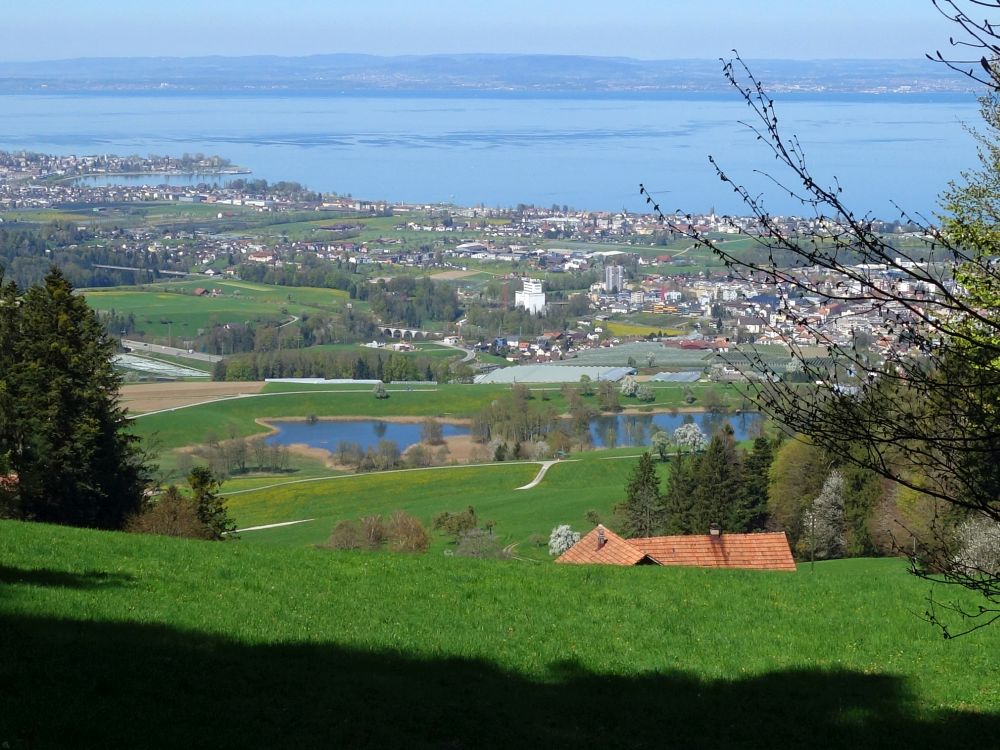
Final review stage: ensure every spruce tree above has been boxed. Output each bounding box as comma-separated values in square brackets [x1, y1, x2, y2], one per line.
[621, 452, 665, 537]
[742, 437, 774, 531]
[188, 466, 235, 540]
[690, 427, 746, 532]
[662, 452, 698, 534]
[4, 267, 150, 528]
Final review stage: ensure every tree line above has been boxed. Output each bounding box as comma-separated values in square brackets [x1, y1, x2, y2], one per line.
[213, 348, 450, 383]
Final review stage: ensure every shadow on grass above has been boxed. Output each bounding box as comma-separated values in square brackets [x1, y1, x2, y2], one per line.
[1, 613, 997, 749]
[0, 565, 134, 590]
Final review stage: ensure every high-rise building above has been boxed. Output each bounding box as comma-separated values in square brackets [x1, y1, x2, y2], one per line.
[514, 277, 546, 314]
[605, 264, 625, 293]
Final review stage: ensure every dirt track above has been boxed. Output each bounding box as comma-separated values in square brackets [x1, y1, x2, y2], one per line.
[121, 381, 267, 413]
[431, 270, 480, 280]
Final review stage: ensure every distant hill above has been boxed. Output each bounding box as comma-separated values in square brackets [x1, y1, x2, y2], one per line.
[0, 54, 972, 95]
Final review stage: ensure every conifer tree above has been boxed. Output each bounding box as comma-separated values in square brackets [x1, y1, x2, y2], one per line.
[690, 427, 745, 532]
[662, 452, 697, 534]
[188, 466, 235, 540]
[2, 267, 150, 528]
[741, 437, 774, 531]
[621, 452, 665, 537]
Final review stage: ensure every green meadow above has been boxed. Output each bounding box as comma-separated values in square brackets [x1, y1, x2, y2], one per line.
[84, 279, 349, 340]
[1, 520, 997, 748]
[226, 456, 642, 554]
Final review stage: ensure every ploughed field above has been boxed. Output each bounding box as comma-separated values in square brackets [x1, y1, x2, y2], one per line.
[1, 520, 996, 749]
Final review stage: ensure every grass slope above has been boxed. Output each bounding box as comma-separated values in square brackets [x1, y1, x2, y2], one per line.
[226, 457, 642, 553]
[1, 520, 997, 749]
[84, 279, 348, 340]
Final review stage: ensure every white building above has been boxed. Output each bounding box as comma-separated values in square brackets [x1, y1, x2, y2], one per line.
[515, 278, 547, 314]
[605, 265, 625, 293]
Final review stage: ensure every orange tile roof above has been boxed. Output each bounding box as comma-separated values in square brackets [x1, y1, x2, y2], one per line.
[555, 525, 651, 566]
[632, 532, 796, 572]
[557, 528, 796, 572]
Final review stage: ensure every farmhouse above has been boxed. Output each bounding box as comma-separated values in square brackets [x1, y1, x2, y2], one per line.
[556, 525, 796, 571]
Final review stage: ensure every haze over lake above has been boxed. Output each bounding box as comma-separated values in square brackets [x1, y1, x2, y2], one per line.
[0, 91, 977, 216]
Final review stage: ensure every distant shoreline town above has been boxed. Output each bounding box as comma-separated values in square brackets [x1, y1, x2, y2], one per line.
[0, 149, 938, 379]
[0, 54, 976, 95]
[0, 149, 921, 230]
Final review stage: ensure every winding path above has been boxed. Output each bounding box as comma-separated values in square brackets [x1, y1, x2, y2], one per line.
[514, 459, 579, 490]
[236, 518, 316, 533]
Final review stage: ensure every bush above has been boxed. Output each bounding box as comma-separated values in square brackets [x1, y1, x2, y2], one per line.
[324, 519, 363, 550]
[361, 515, 386, 549]
[432, 506, 479, 540]
[126, 486, 210, 540]
[386, 510, 430, 553]
[454, 528, 510, 559]
[420, 417, 445, 445]
[406, 444, 432, 468]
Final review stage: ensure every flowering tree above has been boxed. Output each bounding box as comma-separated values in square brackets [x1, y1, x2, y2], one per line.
[801, 470, 846, 560]
[619, 375, 638, 397]
[671, 423, 708, 454]
[954, 515, 1000, 578]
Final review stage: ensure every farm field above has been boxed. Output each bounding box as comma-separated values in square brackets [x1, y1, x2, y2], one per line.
[83, 279, 349, 341]
[604, 320, 684, 338]
[1, 519, 996, 748]
[121, 381, 267, 413]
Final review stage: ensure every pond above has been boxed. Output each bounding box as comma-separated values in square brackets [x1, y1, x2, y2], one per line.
[263, 411, 764, 454]
[585, 412, 764, 449]
[264, 419, 469, 454]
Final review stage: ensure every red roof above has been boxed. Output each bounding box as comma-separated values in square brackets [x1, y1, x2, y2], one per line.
[0, 472, 17, 493]
[557, 527, 796, 572]
[555, 526, 653, 566]
[631, 532, 797, 571]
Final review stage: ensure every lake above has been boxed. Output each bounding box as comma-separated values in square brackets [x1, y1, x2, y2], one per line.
[263, 411, 763, 453]
[0, 91, 979, 216]
[265, 419, 468, 454]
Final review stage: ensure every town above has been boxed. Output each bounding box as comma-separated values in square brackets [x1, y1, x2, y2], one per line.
[0, 149, 940, 385]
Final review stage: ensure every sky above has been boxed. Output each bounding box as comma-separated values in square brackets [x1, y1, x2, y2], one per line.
[2, 0, 952, 61]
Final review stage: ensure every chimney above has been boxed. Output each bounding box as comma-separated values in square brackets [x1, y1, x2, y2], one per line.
[596, 524, 607, 549]
[709, 523, 721, 538]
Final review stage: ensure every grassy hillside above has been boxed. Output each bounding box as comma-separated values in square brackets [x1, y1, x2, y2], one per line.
[226, 456, 644, 553]
[84, 279, 349, 341]
[1, 520, 996, 748]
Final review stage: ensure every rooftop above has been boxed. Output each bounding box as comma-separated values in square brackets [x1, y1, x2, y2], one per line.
[557, 526, 796, 572]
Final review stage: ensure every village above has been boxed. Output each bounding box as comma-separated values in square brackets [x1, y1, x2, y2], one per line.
[0, 148, 944, 384]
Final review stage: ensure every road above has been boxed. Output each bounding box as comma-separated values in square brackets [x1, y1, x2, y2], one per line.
[122, 339, 223, 363]
[437, 341, 476, 363]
